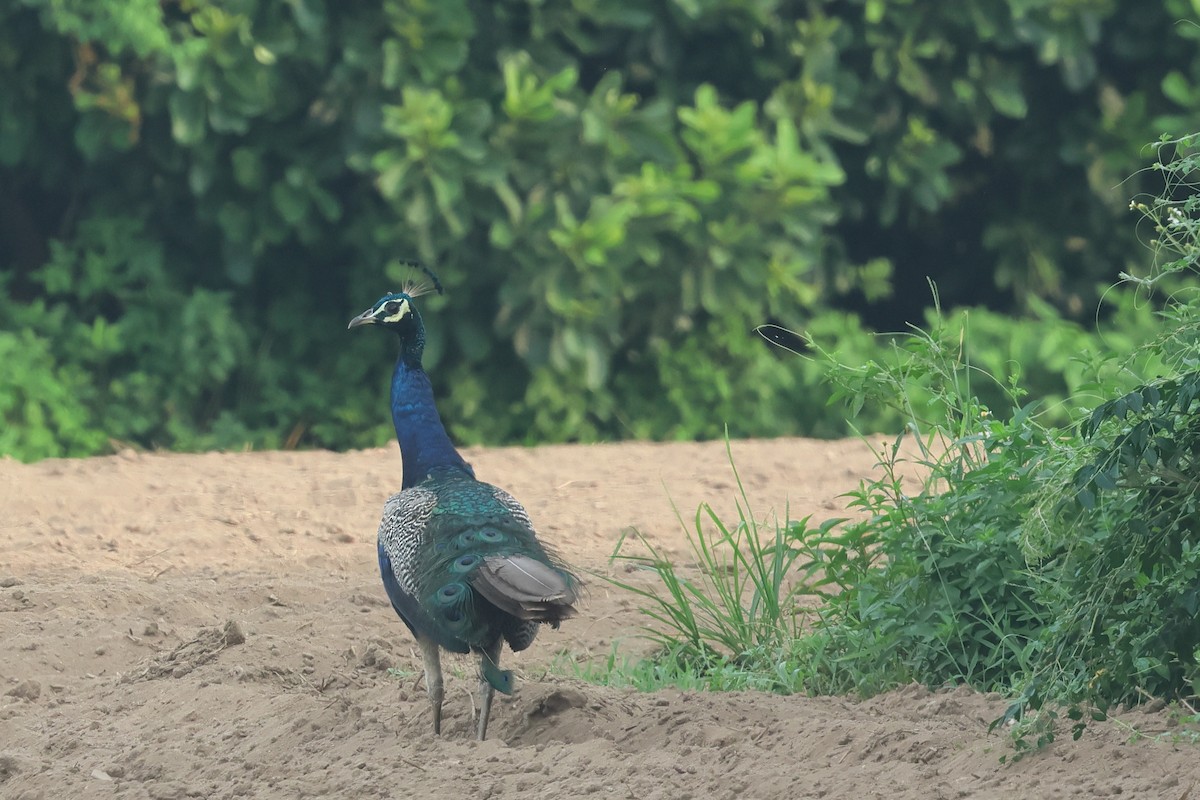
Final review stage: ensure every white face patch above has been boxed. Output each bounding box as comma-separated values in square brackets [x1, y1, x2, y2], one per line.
[379, 297, 411, 324]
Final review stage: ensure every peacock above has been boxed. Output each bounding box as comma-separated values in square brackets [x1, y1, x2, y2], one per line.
[348, 267, 579, 741]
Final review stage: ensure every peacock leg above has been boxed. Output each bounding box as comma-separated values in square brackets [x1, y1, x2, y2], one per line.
[476, 638, 503, 741]
[417, 636, 444, 735]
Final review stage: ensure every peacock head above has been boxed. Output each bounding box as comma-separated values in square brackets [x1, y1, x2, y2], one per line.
[347, 262, 443, 345]
[347, 291, 422, 335]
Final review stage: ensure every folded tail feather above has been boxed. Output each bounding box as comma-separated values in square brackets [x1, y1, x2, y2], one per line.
[469, 554, 578, 624]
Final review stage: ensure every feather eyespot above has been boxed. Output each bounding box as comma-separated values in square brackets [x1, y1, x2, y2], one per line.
[478, 529, 503, 542]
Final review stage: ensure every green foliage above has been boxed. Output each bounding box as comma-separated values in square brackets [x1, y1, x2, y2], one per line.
[988, 134, 1200, 751]
[795, 326, 1054, 698]
[2, 1, 1198, 458]
[1032, 372, 1200, 712]
[607, 439, 842, 685]
[0, 215, 252, 458]
[596, 135, 1200, 758]
[555, 642, 806, 694]
[798, 241, 1200, 750]
[599, 299, 1187, 743]
[596, 321, 1062, 698]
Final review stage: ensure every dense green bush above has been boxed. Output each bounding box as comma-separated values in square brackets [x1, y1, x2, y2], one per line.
[793, 135, 1200, 739]
[2, 0, 1199, 459]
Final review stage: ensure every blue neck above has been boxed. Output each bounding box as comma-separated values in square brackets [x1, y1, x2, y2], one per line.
[390, 353, 471, 489]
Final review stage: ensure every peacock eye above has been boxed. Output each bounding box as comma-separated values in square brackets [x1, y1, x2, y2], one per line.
[384, 301, 401, 315]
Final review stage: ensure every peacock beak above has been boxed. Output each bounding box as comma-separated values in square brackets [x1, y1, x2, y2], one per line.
[347, 308, 378, 330]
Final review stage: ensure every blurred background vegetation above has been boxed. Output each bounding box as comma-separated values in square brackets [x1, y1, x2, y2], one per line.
[2, 0, 1199, 461]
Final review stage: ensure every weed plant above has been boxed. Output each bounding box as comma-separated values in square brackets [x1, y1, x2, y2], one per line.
[603, 441, 842, 693]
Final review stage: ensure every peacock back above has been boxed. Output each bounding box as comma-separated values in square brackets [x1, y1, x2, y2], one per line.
[376, 466, 575, 656]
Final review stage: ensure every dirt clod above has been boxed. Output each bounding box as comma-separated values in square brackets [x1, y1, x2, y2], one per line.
[5, 681, 40, 701]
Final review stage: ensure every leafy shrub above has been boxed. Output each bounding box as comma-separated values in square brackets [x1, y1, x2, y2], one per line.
[998, 135, 1200, 744]
[1032, 374, 1200, 712]
[3, 1, 1198, 459]
[792, 316, 1055, 697]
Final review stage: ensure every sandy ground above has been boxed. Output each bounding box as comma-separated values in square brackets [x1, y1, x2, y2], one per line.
[2, 437, 1199, 799]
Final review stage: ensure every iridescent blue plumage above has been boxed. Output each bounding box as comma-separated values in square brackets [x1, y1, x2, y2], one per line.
[382, 304, 472, 489]
[350, 277, 579, 740]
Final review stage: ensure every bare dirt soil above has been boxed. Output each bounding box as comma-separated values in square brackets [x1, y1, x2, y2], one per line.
[2, 438, 1198, 799]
